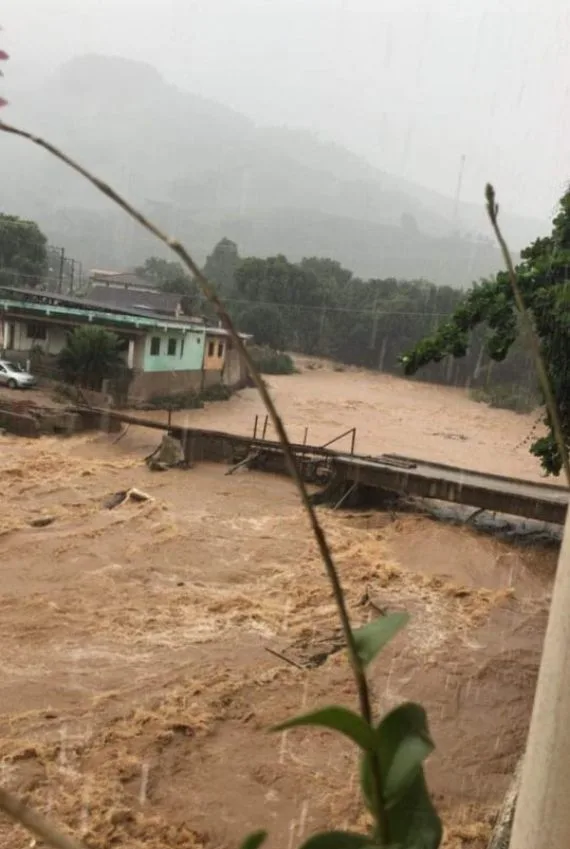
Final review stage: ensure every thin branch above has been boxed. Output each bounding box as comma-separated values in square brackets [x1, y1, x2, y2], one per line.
[264, 646, 305, 670]
[0, 120, 388, 841]
[0, 786, 87, 849]
[485, 184, 570, 485]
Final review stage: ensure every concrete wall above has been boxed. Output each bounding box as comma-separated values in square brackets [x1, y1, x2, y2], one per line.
[223, 344, 249, 390]
[203, 369, 223, 389]
[2, 319, 68, 356]
[130, 368, 203, 400]
[204, 334, 227, 370]
[143, 328, 205, 373]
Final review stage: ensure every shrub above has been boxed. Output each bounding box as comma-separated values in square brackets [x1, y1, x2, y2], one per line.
[470, 383, 539, 414]
[249, 345, 296, 375]
[57, 326, 123, 390]
[148, 382, 232, 410]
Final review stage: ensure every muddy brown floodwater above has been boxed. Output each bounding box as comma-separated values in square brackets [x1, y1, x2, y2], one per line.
[0, 362, 560, 849]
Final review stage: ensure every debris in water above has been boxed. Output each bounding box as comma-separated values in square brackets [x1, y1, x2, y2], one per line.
[28, 516, 56, 528]
[104, 488, 153, 509]
[146, 434, 187, 471]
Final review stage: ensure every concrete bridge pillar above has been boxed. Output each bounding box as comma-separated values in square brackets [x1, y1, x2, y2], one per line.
[509, 510, 570, 849]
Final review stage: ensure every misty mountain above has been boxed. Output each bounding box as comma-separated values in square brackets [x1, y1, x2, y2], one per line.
[1, 55, 546, 286]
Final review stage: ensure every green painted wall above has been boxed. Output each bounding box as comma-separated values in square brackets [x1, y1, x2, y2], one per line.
[143, 328, 205, 372]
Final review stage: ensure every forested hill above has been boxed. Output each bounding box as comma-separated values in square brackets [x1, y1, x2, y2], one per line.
[1, 55, 544, 286]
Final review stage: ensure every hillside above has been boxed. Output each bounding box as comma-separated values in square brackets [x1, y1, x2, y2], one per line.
[1, 55, 545, 285]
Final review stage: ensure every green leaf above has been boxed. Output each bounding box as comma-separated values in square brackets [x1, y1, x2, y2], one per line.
[352, 613, 409, 668]
[359, 750, 375, 813]
[376, 702, 434, 803]
[385, 768, 442, 849]
[239, 831, 267, 849]
[298, 830, 375, 849]
[271, 706, 376, 751]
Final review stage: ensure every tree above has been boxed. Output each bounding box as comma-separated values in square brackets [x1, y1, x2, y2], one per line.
[57, 326, 124, 390]
[203, 238, 240, 292]
[135, 255, 195, 293]
[135, 255, 199, 313]
[238, 303, 287, 350]
[400, 189, 570, 475]
[0, 214, 47, 287]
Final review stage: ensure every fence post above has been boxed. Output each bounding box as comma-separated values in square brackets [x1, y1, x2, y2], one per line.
[509, 509, 570, 849]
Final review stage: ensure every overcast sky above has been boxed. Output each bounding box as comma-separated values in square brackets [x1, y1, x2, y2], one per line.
[3, 0, 570, 223]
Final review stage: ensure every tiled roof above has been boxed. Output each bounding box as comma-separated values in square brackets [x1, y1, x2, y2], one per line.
[87, 285, 181, 315]
[90, 271, 157, 289]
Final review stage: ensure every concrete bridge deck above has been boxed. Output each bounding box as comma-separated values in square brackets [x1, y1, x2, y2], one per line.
[73, 407, 569, 525]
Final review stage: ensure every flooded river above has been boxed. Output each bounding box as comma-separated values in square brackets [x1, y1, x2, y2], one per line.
[0, 363, 559, 849]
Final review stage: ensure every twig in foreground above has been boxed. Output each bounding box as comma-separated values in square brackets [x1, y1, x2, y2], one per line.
[485, 183, 570, 485]
[0, 119, 388, 842]
[0, 786, 86, 849]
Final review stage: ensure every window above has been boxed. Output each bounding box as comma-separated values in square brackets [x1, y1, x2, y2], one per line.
[167, 337, 177, 356]
[26, 323, 47, 340]
[217, 343, 224, 358]
[150, 336, 161, 356]
[208, 341, 215, 357]
[180, 338, 185, 358]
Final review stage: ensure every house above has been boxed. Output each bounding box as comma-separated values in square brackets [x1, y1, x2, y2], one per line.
[88, 269, 182, 316]
[89, 269, 159, 295]
[202, 325, 252, 390]
[0, 285, 250, 401]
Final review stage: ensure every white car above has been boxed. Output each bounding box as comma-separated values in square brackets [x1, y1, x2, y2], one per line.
[0, 359, 37, 389]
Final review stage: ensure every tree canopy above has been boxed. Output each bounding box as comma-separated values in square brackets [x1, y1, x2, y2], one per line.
[203, 238, 240, 292]
[400, 190, 570, 475]
[135, 255, 198, 313]
[0, 214, 47, 286]
[57, 326, 124, 390]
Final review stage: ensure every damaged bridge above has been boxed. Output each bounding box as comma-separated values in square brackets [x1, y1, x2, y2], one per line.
[74, 407, 569, 526]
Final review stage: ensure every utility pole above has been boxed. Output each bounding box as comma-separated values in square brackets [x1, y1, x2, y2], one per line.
[57, 247, 65, 293]
[68, 258, 82, 294]
[509, 509, 570, 848]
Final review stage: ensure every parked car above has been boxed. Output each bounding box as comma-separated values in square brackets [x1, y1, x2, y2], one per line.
[0, 359, 38, 389]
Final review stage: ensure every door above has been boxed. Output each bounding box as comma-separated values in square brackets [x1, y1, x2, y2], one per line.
[0, 364, 8, 386]
[5, 323, 15, 351]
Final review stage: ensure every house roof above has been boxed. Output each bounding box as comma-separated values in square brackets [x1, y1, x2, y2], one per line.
[0, 285, 252, 341]
[87, 285, 181, 316]
[0, 285, 204, 331]
[205, 326, 253, 340]
[90, 270, 157, 289]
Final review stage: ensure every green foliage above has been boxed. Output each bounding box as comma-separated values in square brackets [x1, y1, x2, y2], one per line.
[239, 303, 287, 350]
[298, 832, 377, 849]
[401, 189, 570, 474]
[249, 346, 296, 375]
[203, 237, 240, 292]
[148, 382, 231, 410]
[374, 703, 434, 803]
[135, 256, 199, 311]
[239, 832, 267, 849]
[263, 614, 441, 849]
[0, 213, 47, 286]
[57, 326, 123, 390]
[352, 613, 410, 667]
[470, 383, 539, 414]
[273, 706, 377, 751]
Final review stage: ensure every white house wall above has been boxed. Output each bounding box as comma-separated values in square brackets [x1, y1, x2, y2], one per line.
[5, 320, 68, 355]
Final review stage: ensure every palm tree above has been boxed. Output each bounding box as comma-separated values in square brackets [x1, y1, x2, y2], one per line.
[57, 326, 124, 390]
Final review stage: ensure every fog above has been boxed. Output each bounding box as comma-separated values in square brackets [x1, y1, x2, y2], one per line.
[1, 0, 569, 281]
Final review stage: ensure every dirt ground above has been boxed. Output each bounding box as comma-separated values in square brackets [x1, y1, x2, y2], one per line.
[0, 363, 560, 848]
